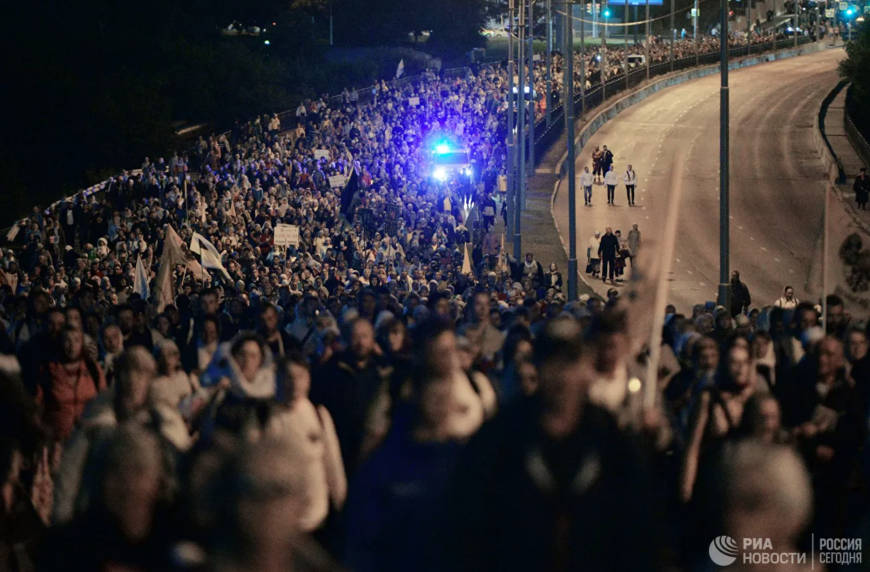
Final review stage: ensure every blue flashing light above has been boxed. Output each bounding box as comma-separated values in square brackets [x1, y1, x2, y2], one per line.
[846, 8, 854, 15]
[433, 167, 447, 181]
[434, 143, 451, 154]
[604, 9, 611, 16]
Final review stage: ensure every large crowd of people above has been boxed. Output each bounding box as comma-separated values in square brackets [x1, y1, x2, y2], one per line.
[1, 28, 865, 572]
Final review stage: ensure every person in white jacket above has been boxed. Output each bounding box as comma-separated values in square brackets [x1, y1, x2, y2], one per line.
[587, 231, 602, 277]
[773, 286, 799, 309]
[623, 165, 637, 206]
[604, 165, 618, 205]
[579, 166, 595, 206]
[268, 354, 347, 532]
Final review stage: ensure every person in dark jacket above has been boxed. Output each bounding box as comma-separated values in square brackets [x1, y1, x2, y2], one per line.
[311, 319, 390, 476]
[598, 227, 620, 284]
[601, 145, 614, 173]
[441, 319, 663, 572]
[729, 270, 751, 317]
[855, 167, 869, 210]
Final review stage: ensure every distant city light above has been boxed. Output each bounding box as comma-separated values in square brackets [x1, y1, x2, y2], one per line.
[433, 167, 448, 181]
[264, 40, 271, 45]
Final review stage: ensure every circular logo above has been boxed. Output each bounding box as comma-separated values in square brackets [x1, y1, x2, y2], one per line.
[709, 536, 739, 567]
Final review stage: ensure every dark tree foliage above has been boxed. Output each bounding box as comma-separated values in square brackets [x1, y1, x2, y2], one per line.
[333, 0, 487, 52]
[0, 0, 320, 225]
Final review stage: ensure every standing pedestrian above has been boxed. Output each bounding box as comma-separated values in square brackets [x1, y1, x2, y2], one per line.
[616, 230, 630, 280]
[773, 286, 799, 309]
[604, 166, 618, 205]
[628, 224, 641, 266]
[855, 168, 869, 210]
[592, 146, 604, 183]
[580, 166, 595, 206]
[481, 193, 497, 230]
[730, 270, 752, 316]
[624, 164, 637, 206]
[598, 227, 620, 284]
[601, 145, 614, 176]
[587, 231, 602, 277]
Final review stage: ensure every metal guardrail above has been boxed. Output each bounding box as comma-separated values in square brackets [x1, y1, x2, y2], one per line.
[845, 85, 870, 169]
[530, 35, 812, 165]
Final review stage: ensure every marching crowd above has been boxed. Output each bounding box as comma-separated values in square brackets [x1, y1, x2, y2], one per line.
[1, 29, 866, 572]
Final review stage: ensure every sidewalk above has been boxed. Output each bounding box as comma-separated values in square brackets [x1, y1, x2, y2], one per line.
[826, 86, 869, 223]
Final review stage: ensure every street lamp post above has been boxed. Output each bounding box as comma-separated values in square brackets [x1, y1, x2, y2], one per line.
[718, 0, 731, 309]
[528, 0, 536, 181]
[625, 0, 630, 89]
[794, 3, 798, 48]
[581, 0, 587, 111]
[516, 0, 526, 259]
[602, 0, 608, 99]
[645, 0, 650, 80]
[507, 0, 516, 241]
[565, 0, 578, 301]
[772, 0, 777, 53]
[670, 0, 675, 71]
[747, 0, 752, 55]
[695, 0, 700, 66]
[546, 0, 553, 127]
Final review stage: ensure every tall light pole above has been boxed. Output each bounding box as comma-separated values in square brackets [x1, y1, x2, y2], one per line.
[692, 0, 701, 67]
[791, 0, 801, 47]
[772, 0, 777, 53]
[718, 0, 731, 309]
[581, 0, 587, 111]
[507, 0, 516, 241]
[565, 0, 578, 301]
[747, 0, 752, 55]
[624, 0, 630, 89]
[670, 0, 675, 71]
[516, 0, 526, 259]
[546, 0, 553, 127]
[528, 0, 536, 180]
[601, 0, 608, 99]
[645, 0, 650, 80]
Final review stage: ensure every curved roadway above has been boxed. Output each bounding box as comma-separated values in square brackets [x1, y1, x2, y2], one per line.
[554, 48, 844, 312]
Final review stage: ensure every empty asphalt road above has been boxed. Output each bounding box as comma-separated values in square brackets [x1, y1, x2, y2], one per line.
[553, 47, 844, 312]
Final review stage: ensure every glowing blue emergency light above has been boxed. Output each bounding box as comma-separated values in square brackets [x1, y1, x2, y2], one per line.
[434, 143, 451, 154]
[846, 8, 854, 14]
[604, 9, 611, 16]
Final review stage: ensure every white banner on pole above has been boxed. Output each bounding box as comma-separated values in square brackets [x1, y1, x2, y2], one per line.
[314, 149, 331, 160]
[408, 96, 420, 106]
[274, 224, 300, 247]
